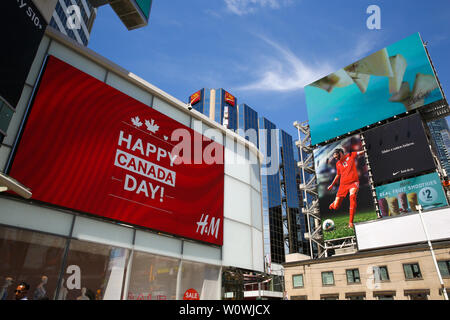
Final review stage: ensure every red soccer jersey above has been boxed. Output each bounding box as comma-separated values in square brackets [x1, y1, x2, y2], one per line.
[336, 152, 359, 185]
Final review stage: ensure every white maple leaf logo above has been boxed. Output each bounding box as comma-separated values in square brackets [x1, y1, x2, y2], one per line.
[131, 116, 143, 128]
[145, 119, 159, 133]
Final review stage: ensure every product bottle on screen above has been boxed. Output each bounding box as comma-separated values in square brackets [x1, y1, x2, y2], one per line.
[398, 192, 409, 213]
[387, 197, 400, 216]
[378, 198, 389, 217]
[407, 193, 419, 212]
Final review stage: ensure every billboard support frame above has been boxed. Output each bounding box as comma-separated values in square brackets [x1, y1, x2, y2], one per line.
[360, 133, 382, 219]
[294, 120, 327, 258]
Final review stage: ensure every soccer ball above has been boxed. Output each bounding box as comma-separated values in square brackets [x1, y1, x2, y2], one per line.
[322, 219, 335, 232]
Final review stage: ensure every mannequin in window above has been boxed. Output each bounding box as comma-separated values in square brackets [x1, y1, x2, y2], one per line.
[77, 287, 90, 300]
[33, 275, 48, 300]
[0, 277, 13, 300]
[56, 278, 68, 300]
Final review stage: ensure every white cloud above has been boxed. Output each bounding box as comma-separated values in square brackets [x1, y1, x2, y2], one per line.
[224, 0, 292, 15]
[238, 36, 333, 92]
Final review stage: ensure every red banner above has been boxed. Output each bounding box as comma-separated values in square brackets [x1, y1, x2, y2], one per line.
[9, 56, 224, 245]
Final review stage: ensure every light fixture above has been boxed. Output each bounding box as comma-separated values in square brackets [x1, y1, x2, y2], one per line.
[0, 172, 32, 199]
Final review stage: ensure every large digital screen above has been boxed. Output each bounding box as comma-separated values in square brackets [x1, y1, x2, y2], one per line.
[375, 172, 448, 217]
[364, 113, 436, 184]
[313, 134, 377, 241]
[0, 0, 47, 108]
[8, 56, 224, 246]
[305, 33, 444, 146]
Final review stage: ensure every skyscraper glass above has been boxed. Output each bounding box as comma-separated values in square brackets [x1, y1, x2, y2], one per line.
[427, 118, 450, 174]
[50, 0, 96, 46]
[238, 103, 259, 148]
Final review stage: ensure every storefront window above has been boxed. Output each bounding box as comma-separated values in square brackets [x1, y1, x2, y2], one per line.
[60, 239, 130, 300]
[179, 261, 220, 300]
[126, 251, 179, 300]
[0, 226, 66, 300]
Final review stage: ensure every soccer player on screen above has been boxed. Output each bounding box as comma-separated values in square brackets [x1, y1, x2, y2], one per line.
[327, 148, 365, 228]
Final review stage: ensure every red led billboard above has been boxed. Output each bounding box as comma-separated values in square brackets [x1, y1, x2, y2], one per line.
[8, 56, 224, 245]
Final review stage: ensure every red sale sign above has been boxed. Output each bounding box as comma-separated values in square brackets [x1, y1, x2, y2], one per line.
[183, 288, 200, 300]
[8, 56, 224, 245]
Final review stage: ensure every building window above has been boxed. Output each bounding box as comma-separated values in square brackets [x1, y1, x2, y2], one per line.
[373, 266, 390, 282]
[179, 261, 221, 300]
[62, 239, 130, 300]
[403, 263, 422, 280]
[292, 274, 304, 288]
[437, 260, 450, 278]
[321, 271, 334, 286]
[345, 292, 366, 300]
[377, 294, 395, 300]
[373, 291, 396, 300]
[320, 293, 339, 300]
[404, 290, 430, 300]
[346, 269, 361, 284]
[0, 226, 67, 300]
[126, 251, 180, 300]
[291, 295, 307, 300]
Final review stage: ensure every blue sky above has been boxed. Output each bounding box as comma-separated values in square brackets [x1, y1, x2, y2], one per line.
[88, 0, 450, 139]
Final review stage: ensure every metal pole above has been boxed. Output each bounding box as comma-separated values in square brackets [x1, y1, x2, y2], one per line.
[417, 205, 448, 300]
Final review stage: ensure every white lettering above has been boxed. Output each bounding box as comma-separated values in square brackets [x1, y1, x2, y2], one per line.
[366, 5, 381, 30]
[66, 265, 81, 290]
[66, 5, 81, 30]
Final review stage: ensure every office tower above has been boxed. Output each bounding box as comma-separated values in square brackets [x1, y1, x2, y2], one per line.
[189, 88, 238, 131]
[189, 90, 307, 263]
[427, 118, 450, 174]
[50, 0, 97, 46]
[237, 103, 259, 148]
[259, 117, 285, 264]
[279, 130, 307, 256]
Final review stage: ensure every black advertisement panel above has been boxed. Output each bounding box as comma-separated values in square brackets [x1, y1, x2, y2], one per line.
[364, 113, 435, 184]
[0, 1, 47, 108]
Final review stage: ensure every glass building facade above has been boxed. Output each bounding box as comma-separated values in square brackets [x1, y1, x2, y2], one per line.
[427, 117, 450, 174]
[188, 88, 238, 132]
[187, 90, 309, 263]
[0, 222, 221, 300]
[259, 117, 284, 264]
[189, 88, 208, 115]
[279, 130, 309, 256]
[238, 103, 259, 148]
[214, 89, 238, 132]
[49, 0, 96, 47]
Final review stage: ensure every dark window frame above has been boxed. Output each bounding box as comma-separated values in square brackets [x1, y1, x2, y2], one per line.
[321, 271, 335, 286]
[403, 263, 423, 280]
[373, 265, 390, 282]
[346, 268, 361, 284]
[437, 260, 450, 278]
[292, 274, 304, 288]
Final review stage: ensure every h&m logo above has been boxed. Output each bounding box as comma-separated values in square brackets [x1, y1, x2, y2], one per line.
[196, 214, 220, 239]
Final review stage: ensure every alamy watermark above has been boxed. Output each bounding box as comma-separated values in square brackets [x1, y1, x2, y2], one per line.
[366, 5, 381, 30]
[66, 5, 82, 30]
[167, 120, 282, 176]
